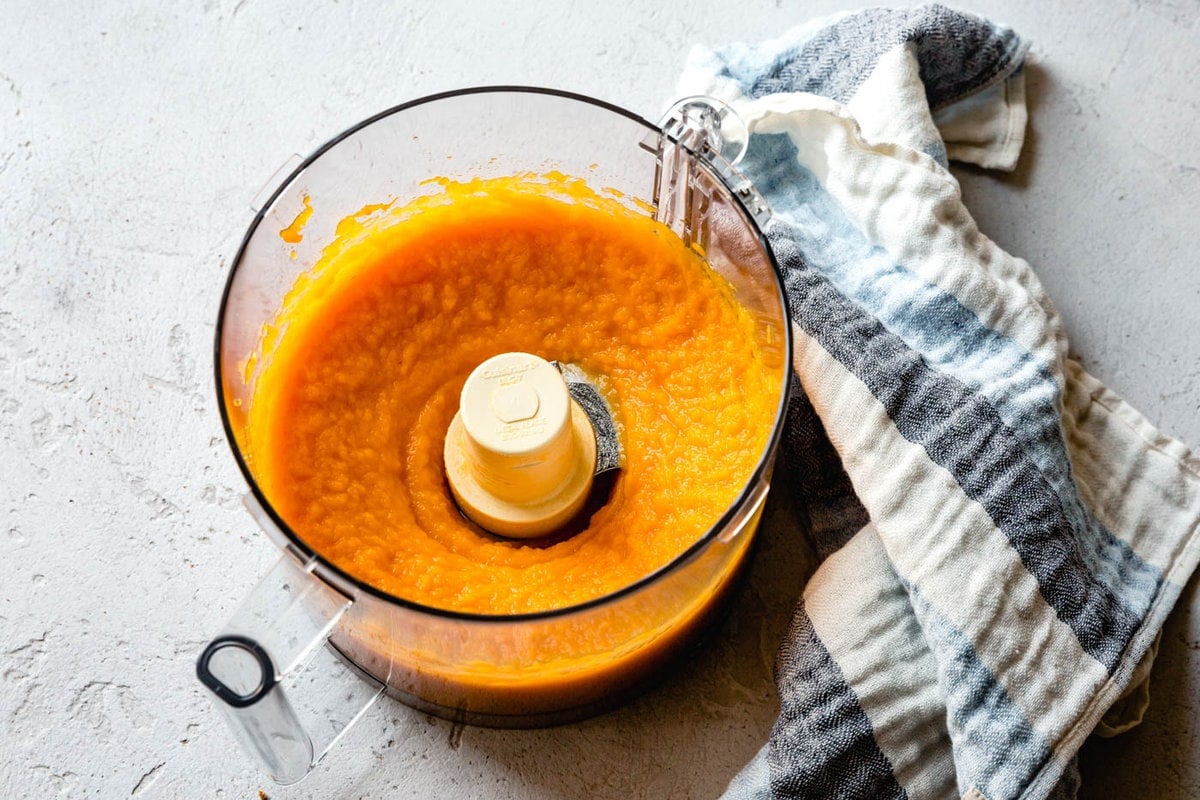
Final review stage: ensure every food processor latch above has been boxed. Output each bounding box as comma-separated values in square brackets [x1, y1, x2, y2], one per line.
[643, 96, 771, 248]
[195, 552, 389, 784]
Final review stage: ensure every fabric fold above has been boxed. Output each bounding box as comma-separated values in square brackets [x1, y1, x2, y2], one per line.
[680, 6, 1200, 799]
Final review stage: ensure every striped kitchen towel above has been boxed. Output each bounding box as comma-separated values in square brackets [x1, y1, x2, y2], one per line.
[677, 6, 1200, 800]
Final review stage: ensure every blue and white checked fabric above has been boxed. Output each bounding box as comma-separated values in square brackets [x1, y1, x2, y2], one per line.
[677, 6, 1200, 800]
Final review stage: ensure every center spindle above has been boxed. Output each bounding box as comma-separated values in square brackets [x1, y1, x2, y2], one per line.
[443, 352, 597, 538]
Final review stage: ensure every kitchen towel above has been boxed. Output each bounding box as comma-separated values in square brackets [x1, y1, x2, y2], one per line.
[676, 5, 1200, 800]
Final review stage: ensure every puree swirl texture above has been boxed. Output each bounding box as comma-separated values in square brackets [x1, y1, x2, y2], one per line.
[245, 175, 777, 615]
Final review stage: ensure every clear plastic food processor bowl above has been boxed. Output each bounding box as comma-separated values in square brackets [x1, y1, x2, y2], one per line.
[200, 87, 791, 784]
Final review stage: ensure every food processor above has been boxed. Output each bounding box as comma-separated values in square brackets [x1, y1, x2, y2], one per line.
[197, 87, 791, 784]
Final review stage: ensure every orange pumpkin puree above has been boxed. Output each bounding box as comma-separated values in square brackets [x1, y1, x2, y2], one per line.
[245, 175, 776, 615]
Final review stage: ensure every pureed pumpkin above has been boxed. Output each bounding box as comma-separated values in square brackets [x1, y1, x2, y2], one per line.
[242, 173, 778, 713]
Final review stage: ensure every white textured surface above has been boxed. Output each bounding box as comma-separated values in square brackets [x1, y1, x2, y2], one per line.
[1, 1, 1197, 797]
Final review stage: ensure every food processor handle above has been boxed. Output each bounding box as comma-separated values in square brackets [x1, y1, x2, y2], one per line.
[194, 553, 386, 785]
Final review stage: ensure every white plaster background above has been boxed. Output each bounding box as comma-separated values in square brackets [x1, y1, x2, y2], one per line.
[1, 1, 1197, 797]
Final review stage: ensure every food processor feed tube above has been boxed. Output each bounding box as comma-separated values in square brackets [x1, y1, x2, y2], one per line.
[198, 88, 790, 784]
